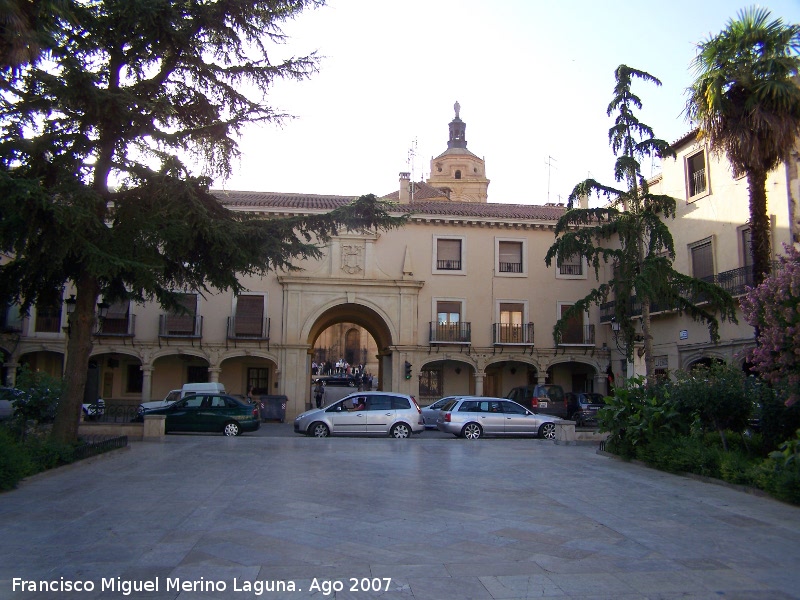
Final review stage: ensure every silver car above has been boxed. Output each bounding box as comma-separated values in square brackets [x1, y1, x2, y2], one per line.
[294, 391, 424, 438]
[420, 396, 461, 428]
[436, 396, 557, 440]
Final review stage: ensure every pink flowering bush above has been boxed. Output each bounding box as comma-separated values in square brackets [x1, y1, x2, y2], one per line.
[740, 244, 800, 406]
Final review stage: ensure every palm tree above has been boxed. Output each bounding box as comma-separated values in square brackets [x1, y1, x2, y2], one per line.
[685, 6, 800, 287]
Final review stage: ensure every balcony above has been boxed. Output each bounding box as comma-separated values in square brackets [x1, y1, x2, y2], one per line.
[557, 324, 595, 346]
[499, 261, 523, 273]
[599, 263, 773, 323]
[159, 314, 202, 339]
[492, 323, 534, 345]
[429, 322, 471, 344]
[436, 259, 462, 270]
[96, 314, 136, 338]
[227, 316, 270, 340]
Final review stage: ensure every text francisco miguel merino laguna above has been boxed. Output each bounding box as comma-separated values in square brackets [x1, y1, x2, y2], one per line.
[12, 577, 306, 595]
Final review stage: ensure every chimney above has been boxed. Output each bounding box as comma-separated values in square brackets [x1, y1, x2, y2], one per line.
[579, 193, 589, 209]
[399, 172, 411, 204]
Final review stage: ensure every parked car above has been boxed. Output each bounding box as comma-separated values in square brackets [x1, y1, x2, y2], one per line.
[506, 384, 568, 419]
[314, 375, 358, 387]
[437, 396, 557, 440]
[0, 387, 23, 421]
[142, 393, 260, 436]
[570, 392, 606, 426]
[294, 391, 424, 438]
[81, 398, 105, 421]
[138, 382, 227, 415]
[421, 396, 461, 428]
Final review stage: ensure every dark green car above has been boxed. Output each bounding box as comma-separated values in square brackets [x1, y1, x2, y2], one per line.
[145, 393, 260, 436]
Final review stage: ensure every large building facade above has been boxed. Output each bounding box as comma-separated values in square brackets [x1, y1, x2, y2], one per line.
[1, 106, 798, 417]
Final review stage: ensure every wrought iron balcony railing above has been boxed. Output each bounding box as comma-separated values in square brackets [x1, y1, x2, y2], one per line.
[429, 322, 471, 344]
[227, 316, 270, 340]
[492, 322, 534, 345]
[557, 324, 595, 346]
[159, 314, 203, 338]
[96, 314, 136, 337]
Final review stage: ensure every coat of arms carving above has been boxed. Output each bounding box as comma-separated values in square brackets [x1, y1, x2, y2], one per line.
[341, 244, 364, 274]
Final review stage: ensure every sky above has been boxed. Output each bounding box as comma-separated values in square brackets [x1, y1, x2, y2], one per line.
[212, 0, 800, 206]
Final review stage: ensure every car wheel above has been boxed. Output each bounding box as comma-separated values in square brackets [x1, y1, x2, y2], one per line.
[538, 422, 556, 440]
[390, 423, 411, 438]
[462, 422, 482, 439]
[223, 422, 240, 436]
[309, 422, 329, 437]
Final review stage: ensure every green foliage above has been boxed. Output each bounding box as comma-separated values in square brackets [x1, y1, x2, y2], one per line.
[601, 369, 800, 504]
[669, 363, 752, 449]
[0, 0, 410, 443]
[597, 377, 691, 457]
[0, 425, 77, 491]
[685, 7, 800, 286]
[0, 427, 33, 491]
[9, 365, 65, 426]
[545, 65, 736, 374]
[634, 435, 721, 478]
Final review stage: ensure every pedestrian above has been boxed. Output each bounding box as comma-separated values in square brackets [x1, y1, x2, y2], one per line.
[313, 380, 325, 409]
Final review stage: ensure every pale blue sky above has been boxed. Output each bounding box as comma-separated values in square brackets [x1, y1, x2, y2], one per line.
[213, 0, 800, 205]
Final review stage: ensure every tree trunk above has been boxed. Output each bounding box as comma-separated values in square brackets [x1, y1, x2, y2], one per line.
[50, 275, 100, 443]
[641, 293, 655, 386]
[747, 169, 771, 288]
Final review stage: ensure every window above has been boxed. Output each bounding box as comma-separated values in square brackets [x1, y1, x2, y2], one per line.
[102, 300, 131, 335]
[433, 236, 465, 274]
[34, 303, 61, 333]
[454, 170, 462, 179]
[233, 295, 264, 337]
[186, 365, 208, 383]
[740, 227, 753, 269]
[126, 364, 143, 394]
[165, 293, 197, 335]
[557, 253, 583, 277]
[558, 303, 593, 345]
[686, 150, 708, 199]
[497, 240, 523, 274]
[498, 302, 524, 343]
[437, 301, 461, 325]
[419, 368, 443, 397]
[248, 367, 270, 395]
[431, 299, 470, 343]
[690, 238, 714, 281]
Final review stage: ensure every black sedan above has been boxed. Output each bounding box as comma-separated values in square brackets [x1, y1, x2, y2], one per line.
[143, 393, 260, 436]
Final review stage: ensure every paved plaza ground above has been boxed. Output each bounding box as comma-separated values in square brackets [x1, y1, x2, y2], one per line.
[1, 424, 799, 599]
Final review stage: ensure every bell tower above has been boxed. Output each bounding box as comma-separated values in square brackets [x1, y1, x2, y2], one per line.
[427, 102, 490, 203]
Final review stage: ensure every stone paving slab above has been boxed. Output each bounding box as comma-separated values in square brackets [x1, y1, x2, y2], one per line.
[0, 425, 799, 599]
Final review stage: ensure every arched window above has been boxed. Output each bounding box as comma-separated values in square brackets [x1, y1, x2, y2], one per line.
[454, 170, 462, 179]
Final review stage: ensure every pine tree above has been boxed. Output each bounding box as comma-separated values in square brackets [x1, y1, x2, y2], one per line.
[545, 65, 736, 383]
[0, 1, 406, 442]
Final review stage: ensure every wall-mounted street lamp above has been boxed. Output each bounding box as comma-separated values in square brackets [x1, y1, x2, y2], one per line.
[63, 295, 111, 336]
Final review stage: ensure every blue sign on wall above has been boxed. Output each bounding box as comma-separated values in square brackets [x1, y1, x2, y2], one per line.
[679, 330, 688, 340]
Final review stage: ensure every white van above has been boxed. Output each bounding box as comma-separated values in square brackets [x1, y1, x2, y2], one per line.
[137, 382, 226, 415]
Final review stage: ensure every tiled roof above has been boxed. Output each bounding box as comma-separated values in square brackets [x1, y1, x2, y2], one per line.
[382, 181, 449, 201]
[212, 189, 566, 222]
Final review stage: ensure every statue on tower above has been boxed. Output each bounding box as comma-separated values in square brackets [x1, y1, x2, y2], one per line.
[454, 101, 460, 119]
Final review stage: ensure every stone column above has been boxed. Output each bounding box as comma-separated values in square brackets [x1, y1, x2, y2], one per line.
[474, 373, 484, 397]
[3, 362, 18, 387]
[208, 367, 221, 383]
[594, 373, 608, 396]
[141, 365, 153, 402]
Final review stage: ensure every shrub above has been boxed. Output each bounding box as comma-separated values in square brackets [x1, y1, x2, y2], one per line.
[0, 427, 33, 491]
[10, 365, 65, 428]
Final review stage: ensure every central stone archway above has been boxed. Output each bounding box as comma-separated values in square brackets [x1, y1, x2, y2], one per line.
[278, 275, 423, 418]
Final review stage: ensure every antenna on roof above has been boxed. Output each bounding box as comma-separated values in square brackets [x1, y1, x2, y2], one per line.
[407, 138, 418, 202]
[545, 155, 558, 204]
